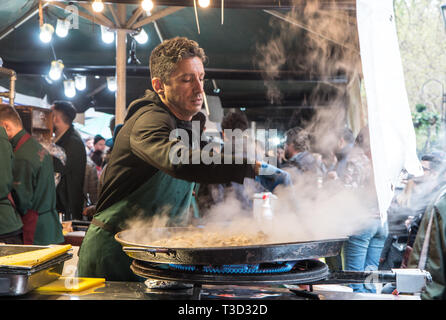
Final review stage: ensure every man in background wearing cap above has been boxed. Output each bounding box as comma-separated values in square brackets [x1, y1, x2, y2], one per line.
[90, 134, 106, 178]
[52, 101, 86, 221]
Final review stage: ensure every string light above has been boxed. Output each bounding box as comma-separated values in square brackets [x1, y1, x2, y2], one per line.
[107, 77, 117, 91]
[55, 18, 69, 38]
[92, 0, 104, 13]
[101, 25, 114, 44]
[141, 0, 154, 13]
[48, 60, 64, 80]
[134, 28, 148, 44]
[198, 0, 210, 8]
[74, 75, 87, 91]
[64, 79, 76, 98]
[39, 23, 54, 43]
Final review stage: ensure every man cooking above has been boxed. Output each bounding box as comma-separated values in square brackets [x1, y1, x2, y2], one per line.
[77, 37, 289, 281]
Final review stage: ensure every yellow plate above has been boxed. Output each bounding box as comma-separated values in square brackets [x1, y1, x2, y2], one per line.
[36, 277, 106, 292]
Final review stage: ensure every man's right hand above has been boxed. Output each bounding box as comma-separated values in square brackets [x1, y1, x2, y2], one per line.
[255, 162, 292, 192]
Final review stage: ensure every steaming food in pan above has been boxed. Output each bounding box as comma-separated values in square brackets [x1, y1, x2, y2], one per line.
[124, 228, 271, 248]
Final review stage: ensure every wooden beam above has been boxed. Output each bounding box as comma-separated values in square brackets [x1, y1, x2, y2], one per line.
[49, 2, 114, 29]
[78, 3, 116, 28]
[126, 7, 144, 29]
[133, 6, 185, 29]
[107, 3, 121, 28]
[0, 2, 48, 41]
[115, 4, 127, 125]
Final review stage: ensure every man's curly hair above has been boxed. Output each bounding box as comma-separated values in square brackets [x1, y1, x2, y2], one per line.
[149, 37, 207, 84]
[285, 127, 311, 152]
[221, 111, 249, 131]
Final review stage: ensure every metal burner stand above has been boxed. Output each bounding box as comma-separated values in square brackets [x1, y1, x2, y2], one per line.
[131, 259, 432, 300]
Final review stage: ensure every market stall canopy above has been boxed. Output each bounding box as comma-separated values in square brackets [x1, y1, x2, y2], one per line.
[0, 0, 358, 131]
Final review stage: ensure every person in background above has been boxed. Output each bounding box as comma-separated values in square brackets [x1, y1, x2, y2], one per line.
[83, 156, 99, 220]
[282, 127, 322, 180]
[0, 105, 63, 245]
[327, 128, 355, 182]
[196, 111, 267, 217]
[399, 153, 445, 268]
[338, 126, 388, 293]
[276, 146, 287, 168]
[105, 117, 115, 150]
[84, 136, 94, 155]
[0, 123, 23, 244]
[90, 134, 106, 178]
[52, 100, 86, 221]
[77, 37, 289, 281]
[406, 156, 446, 299]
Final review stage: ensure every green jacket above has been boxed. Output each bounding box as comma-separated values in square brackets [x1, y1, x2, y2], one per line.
[11, 129, 64, 245]
[408, 184, 446, 300]
[0, 127, 22, 235]
[96, 90, 256, 213]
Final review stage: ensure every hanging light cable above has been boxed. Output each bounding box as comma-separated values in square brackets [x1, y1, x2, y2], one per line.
[38, 1, 54, 43]
[193, 0, 201, 34]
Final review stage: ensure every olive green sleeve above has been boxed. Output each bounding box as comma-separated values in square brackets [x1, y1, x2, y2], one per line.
[11, 158, 34, 215]
[130, 109, 256, 184]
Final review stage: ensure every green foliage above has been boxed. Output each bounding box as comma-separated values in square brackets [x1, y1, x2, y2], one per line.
[394, 0, 446, 153]
[412, 104, 441, 153]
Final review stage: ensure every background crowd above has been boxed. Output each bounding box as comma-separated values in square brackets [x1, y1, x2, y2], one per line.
[0, 102, 445, 299]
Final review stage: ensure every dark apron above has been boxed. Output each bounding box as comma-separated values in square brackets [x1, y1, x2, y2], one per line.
[77, 169, 195, 281]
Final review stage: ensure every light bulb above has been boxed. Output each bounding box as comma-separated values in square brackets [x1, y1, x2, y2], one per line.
[92, 0, 104, 13]
[55, 18, 69, 38]
[134, 28, 148, 44]
[74, 75, 87, 91]
[141, 0, 154, 12]
[39, 23, 54, 43]
[64, 79, 76, 98]
[198, 0, 210, 8]
[48, 60, 64, 80]
[107, 77, 117, 92]
[101, 25, 114, 44]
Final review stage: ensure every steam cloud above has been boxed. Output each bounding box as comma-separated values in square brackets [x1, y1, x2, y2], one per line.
[120, 0, 375, 246]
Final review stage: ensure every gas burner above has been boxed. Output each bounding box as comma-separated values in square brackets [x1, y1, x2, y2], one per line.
[131, 259, 329, 286]
[168, 261, 297, 274]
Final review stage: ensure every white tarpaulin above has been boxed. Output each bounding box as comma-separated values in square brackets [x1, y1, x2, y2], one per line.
[0, 86, 50, 108]
[356, 0, 423, 223]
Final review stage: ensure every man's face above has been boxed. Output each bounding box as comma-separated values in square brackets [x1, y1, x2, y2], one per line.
[284, 142, 294, 159]
[158, 57, 205, 120]
[51, 108, 63, 131]
[421, 160, 432, 176]
[94, 139, 106, 152]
